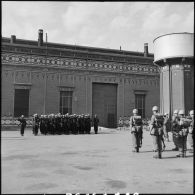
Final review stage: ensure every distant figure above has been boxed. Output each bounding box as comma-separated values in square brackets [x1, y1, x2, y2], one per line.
[93, 114, 99, 134]
[118, 116, 124, 130]
[18, 115, 26, 136]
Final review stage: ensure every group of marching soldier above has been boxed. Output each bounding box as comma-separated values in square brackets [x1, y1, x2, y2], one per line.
[129, 106, 194, 159]
[18, 113, 100, 136]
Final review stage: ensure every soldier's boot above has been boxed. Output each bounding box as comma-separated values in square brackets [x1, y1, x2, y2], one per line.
[136, 147, 139, 153]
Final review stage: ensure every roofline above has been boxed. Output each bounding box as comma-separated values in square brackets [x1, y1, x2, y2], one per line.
[2, 36, 154, 57]
[153, 32, 194, 43]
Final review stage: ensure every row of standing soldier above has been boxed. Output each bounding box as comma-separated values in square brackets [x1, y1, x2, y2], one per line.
[18, 113, 99, 136]
[129, 107, 194, 159]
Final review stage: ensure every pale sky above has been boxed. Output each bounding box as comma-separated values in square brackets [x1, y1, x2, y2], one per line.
[2, 1, 194, 53]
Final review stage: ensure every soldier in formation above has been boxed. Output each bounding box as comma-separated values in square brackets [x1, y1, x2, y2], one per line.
[129, 109, 143, 152]
[31, 113, 95, 135]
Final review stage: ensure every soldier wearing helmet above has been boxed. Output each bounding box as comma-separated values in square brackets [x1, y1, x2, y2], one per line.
[188, 110, 194, 153]
[18, 115, 27, 136]
[171, 109, 180, 151]
[150, 106, 164, 159]
[129, 109, 143, 152]
[175, 109, 189, 157]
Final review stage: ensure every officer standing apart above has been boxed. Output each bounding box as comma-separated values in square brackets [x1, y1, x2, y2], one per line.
[149, 106, 164, 159]
[129, 109, 143, 152]
[93, 114, 99, 134]
[18, 115, 27, 136]
[188, 110, 194, 153]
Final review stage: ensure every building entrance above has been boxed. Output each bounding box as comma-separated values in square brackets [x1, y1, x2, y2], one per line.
[92, 83, 117, 128]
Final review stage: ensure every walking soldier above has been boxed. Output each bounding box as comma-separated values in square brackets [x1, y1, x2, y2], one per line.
[171, 110, 180, 151]
[18, 115, 27, 136]
[175, 110, 190, 157]
[129, 109, 143, 152]
[149, 106, 164, 159]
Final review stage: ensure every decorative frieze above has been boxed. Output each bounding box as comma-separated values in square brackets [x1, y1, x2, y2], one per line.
[2, 53, 159, 75]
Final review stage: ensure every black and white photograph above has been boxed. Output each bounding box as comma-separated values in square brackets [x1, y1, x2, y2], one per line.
[1, 1, 194, 194]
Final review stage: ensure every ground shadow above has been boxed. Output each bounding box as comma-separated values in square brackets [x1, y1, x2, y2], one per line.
[162, 155, 193, 159]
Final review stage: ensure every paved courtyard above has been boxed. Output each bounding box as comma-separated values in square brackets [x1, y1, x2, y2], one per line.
[1, 127, 193, 194]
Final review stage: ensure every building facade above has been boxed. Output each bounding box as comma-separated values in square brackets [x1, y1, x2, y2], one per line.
[1, 30, 160, 128]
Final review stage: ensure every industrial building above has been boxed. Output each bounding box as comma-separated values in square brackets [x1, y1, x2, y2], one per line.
[1, 30, 160, 127]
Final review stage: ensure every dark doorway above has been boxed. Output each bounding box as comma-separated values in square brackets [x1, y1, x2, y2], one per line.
[14, 89, 29, 117]
[92, 83, 117, 128]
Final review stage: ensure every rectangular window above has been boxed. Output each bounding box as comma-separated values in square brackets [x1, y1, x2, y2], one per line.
[135, 94, 145, 118]
[14, 89, 29, 117]
[60, 91, 72, 114]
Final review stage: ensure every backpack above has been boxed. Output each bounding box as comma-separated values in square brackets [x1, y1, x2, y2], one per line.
[133, 116, 142, 126]
[155, 114, 164, 128]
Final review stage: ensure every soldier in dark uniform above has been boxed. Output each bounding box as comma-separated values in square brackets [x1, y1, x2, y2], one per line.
[76, 115, 81, 134]
[39, 115, 44, 134]
[129, 109, 143, 152]
[65, 114, 70, 134]
[32, 114, 40, 136]
[43, 115, 48, 135]
[47, 114, 52, 135]
[18, 115, 26, 136]
[172, 110, 179, 151]
[188, 110, 194, 153]
[84, 115, 88, 134]
[149, 106, 164, 159]
[80, 115, 85, 134]
[86, 114, 91, 134]
[93, 114, 99, 134]
[51, 114, 55, 135]
[72, 114, 78, 134]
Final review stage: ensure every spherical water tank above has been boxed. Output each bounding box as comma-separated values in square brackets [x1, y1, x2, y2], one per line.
[153, 32, 194, 63]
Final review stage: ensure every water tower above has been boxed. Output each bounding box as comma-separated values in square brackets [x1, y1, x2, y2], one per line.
[153, 32, 194, 116]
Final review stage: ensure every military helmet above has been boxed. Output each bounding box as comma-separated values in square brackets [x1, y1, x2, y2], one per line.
[133, 109, 138, 114]
[189, 110, 194, 115]
[173, 110, 179, 114]
[152, 106, 158, 111]
[178, 110, 185, 115]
